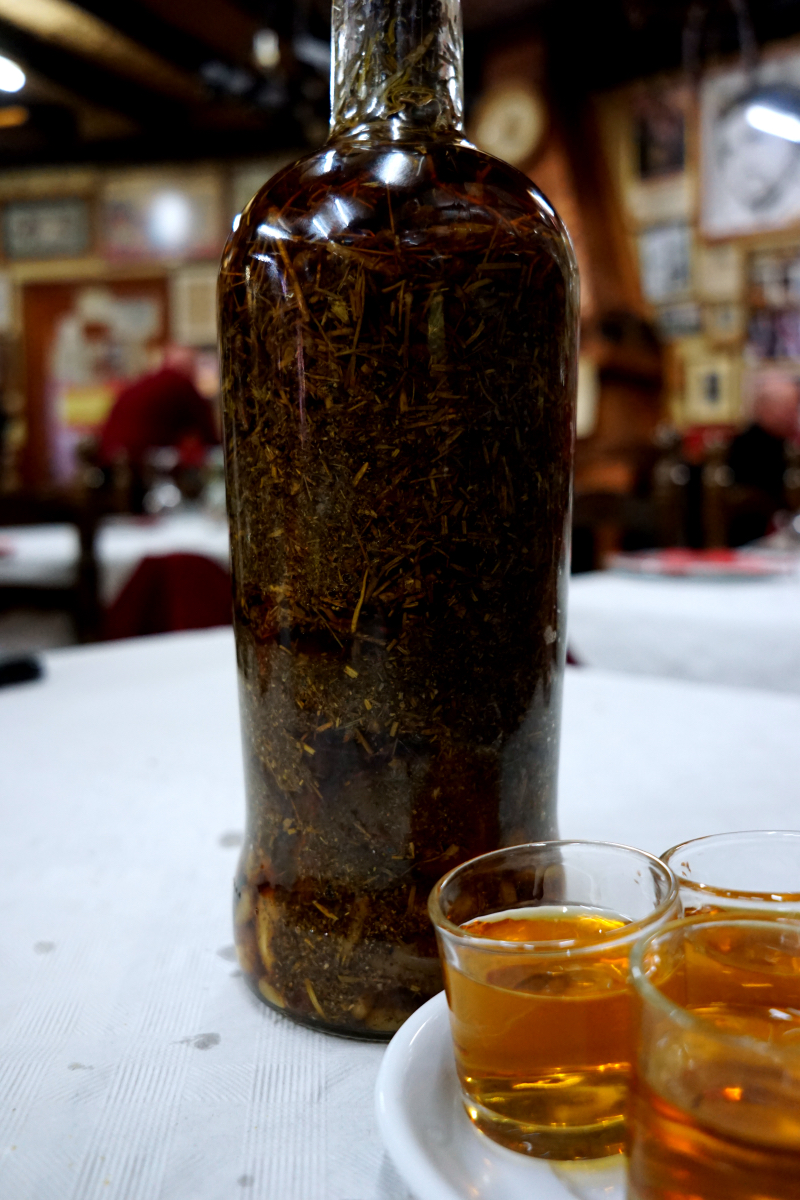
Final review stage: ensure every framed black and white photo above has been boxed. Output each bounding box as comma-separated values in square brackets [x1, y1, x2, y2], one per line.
[701, 53, 800, 237]
[3, 197, 90, 259]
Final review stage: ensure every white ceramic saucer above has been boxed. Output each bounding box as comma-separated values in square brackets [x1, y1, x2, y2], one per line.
[375, 991, 627, 1200]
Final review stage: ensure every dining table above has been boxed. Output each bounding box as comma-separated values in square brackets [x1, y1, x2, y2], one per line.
[1, 626, 799, 1200]
[568, 564, 800, 695]
[0, 509, 230, 606]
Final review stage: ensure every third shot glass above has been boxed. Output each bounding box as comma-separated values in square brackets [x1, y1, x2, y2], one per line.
[629, 916, 800, 1200]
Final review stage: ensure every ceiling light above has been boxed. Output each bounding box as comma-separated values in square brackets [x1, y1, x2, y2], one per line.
[745, 85, 800, 143]
[253, 28, 280, 71]
[0, 54, 25, 93]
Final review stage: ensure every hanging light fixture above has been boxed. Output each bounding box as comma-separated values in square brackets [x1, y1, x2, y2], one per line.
[253, 29, 280, 71]
[745, 84, 800, 143]
[0, 54, 25, 93]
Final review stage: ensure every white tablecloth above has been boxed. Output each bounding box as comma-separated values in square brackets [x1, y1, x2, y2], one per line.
[1, 629, 799, 1199]
[568, 568, 800, 695]
[0, 511, 230, 605]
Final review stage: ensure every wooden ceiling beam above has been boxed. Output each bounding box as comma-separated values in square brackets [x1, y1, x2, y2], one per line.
[70, 0, 234, 74]
[0, 0, 205, 104]
[0, 17, 188, 127]
[133, 0, 261, 66]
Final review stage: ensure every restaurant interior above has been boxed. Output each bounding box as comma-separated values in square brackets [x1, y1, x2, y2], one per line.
[2, 1, 800, 1198]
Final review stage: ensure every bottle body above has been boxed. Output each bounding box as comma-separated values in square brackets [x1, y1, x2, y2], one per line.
[221, 134, 577, 1037]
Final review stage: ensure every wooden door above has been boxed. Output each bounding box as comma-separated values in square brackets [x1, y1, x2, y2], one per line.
[22, 276, 169, 489]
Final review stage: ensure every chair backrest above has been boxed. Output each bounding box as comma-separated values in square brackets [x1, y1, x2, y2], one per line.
[103, 552, 231, 640]
[0, 494, 100, 641]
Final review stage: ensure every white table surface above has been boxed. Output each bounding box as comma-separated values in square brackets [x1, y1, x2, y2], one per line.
[1, 628, 799, 1200]
[0, 511, 230, 605]
[568, 567, 800, 695]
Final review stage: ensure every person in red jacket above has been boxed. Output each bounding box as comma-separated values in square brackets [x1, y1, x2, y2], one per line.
[99, 346, 218, 468]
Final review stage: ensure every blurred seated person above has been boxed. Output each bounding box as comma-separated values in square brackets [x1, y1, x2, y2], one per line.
[98, 347, 219, 512]
[727, 371, 800, 545]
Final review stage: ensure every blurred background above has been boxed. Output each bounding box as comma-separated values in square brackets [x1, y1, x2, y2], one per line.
[2, 0, 800, 655]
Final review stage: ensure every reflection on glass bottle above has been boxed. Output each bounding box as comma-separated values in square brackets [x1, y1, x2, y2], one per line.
[220, 0, 578, 1039]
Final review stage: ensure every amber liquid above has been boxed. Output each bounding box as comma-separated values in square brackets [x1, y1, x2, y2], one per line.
[221, 135, 576, 1037]
[443, 905, 632, 1159]
[628, 932, 800, 1199]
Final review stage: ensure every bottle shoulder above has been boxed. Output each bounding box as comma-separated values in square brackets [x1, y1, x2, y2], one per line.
[223, 137, 577, 282]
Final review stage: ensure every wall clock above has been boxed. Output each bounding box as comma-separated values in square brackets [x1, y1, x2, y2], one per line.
[471, 82, 547, 168]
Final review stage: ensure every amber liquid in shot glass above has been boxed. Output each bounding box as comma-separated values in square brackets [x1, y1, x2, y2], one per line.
[430, 841, 680, 1161]
[629, 918, 800, 1200]
[444, 904, 632, 1159]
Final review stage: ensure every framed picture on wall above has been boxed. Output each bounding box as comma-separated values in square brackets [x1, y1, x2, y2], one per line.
[637, 222, 692, 303]
[684, 354, 739, 423]
[656, 301, 702, 340]
[696, 243, 744, 302]
[701, 52, 800, 237]
[599, 82, 694, 227]
[634, 86, 686, 180]
[703, 302, 745, 343]
[170, 264, 218, 346]
[3, 197, 90, 259]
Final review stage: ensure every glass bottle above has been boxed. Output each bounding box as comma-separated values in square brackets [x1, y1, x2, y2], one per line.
[220, 0, 578, 1039]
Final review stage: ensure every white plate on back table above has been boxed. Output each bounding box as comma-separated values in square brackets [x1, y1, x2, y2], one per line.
[375, 992, 626, 1200]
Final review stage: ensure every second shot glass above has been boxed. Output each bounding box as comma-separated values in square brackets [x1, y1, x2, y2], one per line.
[662, 830, 800, 917]
[428, 840, 680, 1161]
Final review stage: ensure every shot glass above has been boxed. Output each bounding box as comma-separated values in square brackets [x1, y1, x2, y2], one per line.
[662, 830, 800, 917]
[427, 840, 680, 1160]
[628, 916, 800, 1200]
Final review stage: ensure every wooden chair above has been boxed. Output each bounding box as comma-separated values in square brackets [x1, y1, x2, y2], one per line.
[0, 493, 101, 642]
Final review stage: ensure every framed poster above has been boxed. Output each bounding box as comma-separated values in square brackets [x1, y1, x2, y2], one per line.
[102, 170, 223, 261]
[701, 53, 800, 237]
[3, 197, 90, 259]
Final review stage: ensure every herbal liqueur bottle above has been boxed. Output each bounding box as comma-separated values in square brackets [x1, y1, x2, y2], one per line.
[220, 0, 578, 1039]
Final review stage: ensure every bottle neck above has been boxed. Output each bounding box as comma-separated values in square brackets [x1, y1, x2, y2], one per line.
[330, 0, 464, 140]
